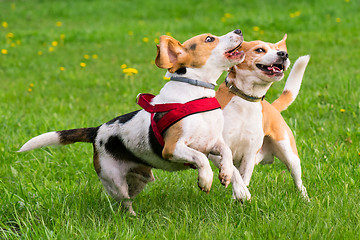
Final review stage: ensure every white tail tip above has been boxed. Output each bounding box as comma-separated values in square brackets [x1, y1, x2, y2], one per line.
[18, 132, 60, 152]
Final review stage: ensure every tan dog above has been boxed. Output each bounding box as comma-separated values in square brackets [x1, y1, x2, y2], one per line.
[214, 35, 310, 201]
[18, 30, 250, 215]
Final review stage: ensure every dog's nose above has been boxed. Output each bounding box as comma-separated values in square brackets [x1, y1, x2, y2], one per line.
[233, 29, 242, 36]
[277, 51, 289, 60]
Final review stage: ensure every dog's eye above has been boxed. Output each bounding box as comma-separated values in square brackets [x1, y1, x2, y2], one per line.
[205, 36, 215, 43]
[255, 48, 266, 53]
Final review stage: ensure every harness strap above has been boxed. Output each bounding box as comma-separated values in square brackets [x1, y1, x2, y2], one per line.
[137, 93, 221, 147]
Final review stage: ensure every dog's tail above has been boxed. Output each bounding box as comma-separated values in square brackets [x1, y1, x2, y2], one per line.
[18, 127, 98, 152]
[271, 55, 310, 112]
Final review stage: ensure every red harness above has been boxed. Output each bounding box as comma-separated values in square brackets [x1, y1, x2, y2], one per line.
[137, 93, 221, 147]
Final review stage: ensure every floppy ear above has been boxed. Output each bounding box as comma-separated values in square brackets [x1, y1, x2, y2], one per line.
[155, 35, 190, 73]
[276, 34, 287, 51]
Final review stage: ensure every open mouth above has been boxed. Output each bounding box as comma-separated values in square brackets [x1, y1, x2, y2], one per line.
[225, 42, 244, 58]
[256, 63, 284, 75]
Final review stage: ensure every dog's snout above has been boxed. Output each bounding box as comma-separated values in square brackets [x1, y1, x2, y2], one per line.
[277, 51, 288, 60]
[233, 29, 242, 36]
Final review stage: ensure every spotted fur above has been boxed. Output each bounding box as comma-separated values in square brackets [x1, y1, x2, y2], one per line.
[18, 29, 249, 215]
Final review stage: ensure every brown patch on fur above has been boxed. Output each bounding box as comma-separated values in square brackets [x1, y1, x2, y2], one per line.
[162, 121, 183, 159]
[215, 82, 235, 109]
[155, 35, 191, 73]
[261, 100, 298, 156]
[155, 34, 219, 73]
[58, 128, 98, 145]
[93, 144, 101, 175]
[271, 90, 293, 112]
[183, 34, 219, 68]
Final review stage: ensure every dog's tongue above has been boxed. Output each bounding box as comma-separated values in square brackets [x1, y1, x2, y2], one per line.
[267, 66, 281, 72]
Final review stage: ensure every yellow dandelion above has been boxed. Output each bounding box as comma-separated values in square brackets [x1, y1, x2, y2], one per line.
[224, 13, 233, 18]
[38, 51, 43, 56]
[123, 68, 138, 76]
[6, 32, 14, 38]
[163, 76, 170, 81]
[56, 21, 62, 27]
[84, 54, 89, 59]
[121, 64, 127, 69]
[29, 83, 34, 88]
[142, 37, 149, 43]
[290, 13, 296, 18]
[128, 31, 134, 36]
[80, 62, 86, 68]
[48, 47, 54, 52]
[345, 0, 350, 2]
[28, 88, 33, 92]
[51, 41, 58, 47]
[92, 54, 98, 59]
[16, 40, 21, 45]
[166, 32, 172, 36]
[60, 67, 65, 71]
[221, 17, 227, 23]
[340, 108, 346, 113]
[10, 43, 16, 47]
[253, 26, 260, 31]
[2, 21, 8, 28]
[1, 49, 8, 55]
[295, 11, 301, 17]
[154, 38, 159, 44]
[358, 152, 360, 156]
[260, 30, 265, 35]
[336, 18, 341, 23]
[60, 34, 65, 40]
[11, 3, 16, 9]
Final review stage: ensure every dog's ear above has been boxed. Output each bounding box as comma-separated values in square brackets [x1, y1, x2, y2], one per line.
[155, 35, 191, 73]
[276, 34, 287, 51]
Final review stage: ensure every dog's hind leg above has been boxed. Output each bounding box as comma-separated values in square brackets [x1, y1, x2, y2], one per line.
[272, 131, 310, 202]
[96, 154, 138, 215]
[126, 166, 155, 199]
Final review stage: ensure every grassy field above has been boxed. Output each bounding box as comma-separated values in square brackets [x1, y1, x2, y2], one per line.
[1, 0, 359, 238]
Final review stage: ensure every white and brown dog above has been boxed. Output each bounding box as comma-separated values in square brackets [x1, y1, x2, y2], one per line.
[214, 35, 310, 201]
[18, 30, 250, 215]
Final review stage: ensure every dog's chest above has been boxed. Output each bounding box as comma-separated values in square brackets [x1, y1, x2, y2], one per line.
[222, 99, 264, 157]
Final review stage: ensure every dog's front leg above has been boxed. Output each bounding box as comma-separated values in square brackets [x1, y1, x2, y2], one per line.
[209, 154, 251, 202]
[210, 139, 234, 188]
[163, 142, 213, 193]
[239, 154, 256, 186]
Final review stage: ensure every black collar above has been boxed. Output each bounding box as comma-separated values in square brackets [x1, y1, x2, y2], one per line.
[225, 77, 265, 102]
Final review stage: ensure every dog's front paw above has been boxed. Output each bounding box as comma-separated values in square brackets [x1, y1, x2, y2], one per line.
[197, 168, 213, 193]
[300, 186, 310, 202]
[218, 167, 233, 188]
[218, 172, 231, 188]
[232, 182, 251, 202]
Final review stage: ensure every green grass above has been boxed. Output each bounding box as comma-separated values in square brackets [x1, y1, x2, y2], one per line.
[1, 0, 359, 238]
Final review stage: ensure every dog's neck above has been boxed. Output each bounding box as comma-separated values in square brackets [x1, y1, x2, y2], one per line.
[154, 68, 221, 105]
[165, 67, 222, 86]
[227, 70, 274, 100]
